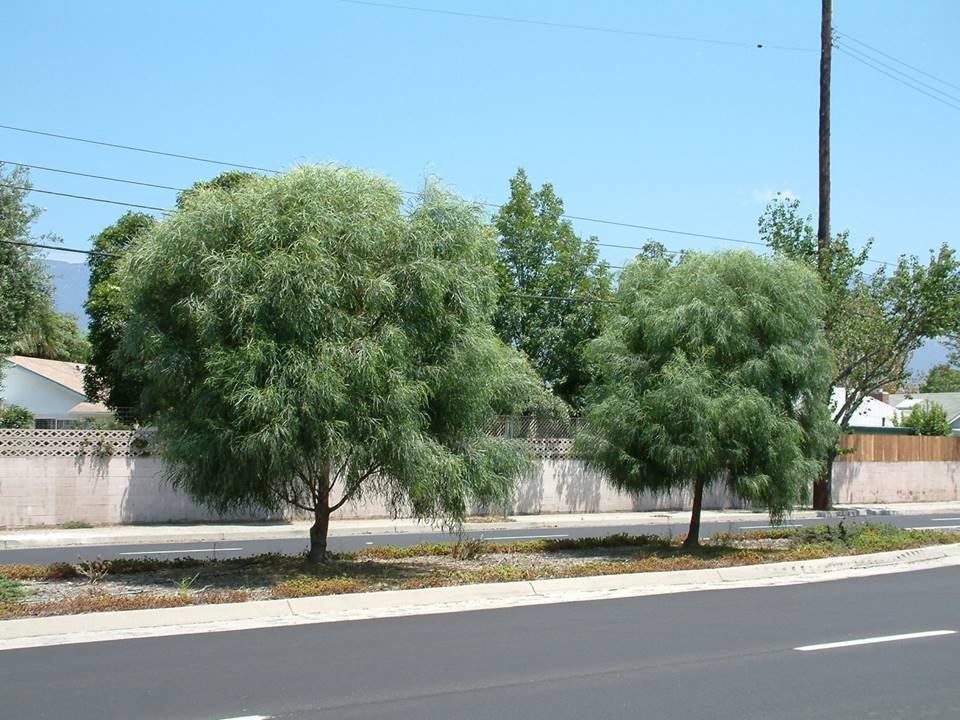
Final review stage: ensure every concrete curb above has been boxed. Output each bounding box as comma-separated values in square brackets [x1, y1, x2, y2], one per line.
[4, 503, 958, 550]
[3, 543, 959, 651]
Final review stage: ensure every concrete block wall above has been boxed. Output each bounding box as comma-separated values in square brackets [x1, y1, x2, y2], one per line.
[2, 453, 957, 528]
[832, 461, 960, 504]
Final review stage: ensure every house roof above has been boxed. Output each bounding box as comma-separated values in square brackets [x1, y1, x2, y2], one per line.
[5, 355, 111, 414]
[889, 392, 960, 423]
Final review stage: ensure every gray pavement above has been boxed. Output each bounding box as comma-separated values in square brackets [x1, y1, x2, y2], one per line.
[2, 566, 958, 719]
[3, 512, 960, 565]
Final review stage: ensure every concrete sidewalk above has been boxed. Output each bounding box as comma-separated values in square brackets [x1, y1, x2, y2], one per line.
[2, 542, 958, 651]
[2, 501, 959, 550]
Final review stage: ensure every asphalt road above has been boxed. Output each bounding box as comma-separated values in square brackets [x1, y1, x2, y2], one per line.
[2, 567, 959, 719]
[3, 513, 959, 565]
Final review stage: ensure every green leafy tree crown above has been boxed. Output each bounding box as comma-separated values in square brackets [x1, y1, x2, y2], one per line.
[759, 195, 960, 430]
[898, 401, 953, 436]
[118, 165, 553, 561]
[576, 250, 835, 547]
[0, 164, 56, 357]
[493, 169, 613, 409]
[84, 212, 157, 414]
[920, 364, 960, 393]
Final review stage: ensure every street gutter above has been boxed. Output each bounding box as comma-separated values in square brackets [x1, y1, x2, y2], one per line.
[2, 543, 958, 651]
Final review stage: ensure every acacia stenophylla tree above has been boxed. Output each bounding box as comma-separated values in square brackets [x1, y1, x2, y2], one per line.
[576, 249, 836, 548]
[118, 166, 554, 562]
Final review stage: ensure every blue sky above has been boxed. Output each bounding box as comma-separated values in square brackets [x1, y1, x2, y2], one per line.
[3, 1, 958, 366]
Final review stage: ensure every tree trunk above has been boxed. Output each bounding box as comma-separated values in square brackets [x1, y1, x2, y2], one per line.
[813, 448, 837, 511]
[308, 502, 331, 564]
[683, 476, 706, 550]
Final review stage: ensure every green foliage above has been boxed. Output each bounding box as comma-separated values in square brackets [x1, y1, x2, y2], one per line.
[11, 310, 90, 362]
[60, 520, 93, 529]
[0, 164, 57, 357]
[84, 212, 157, 416]
[897, 401, 952, 436]
[0, 576, 24, 604]
[920, 363, 960, 393]
[577, 251, 835, 543]
[759, 195, 960, 430]
[493, 169, 613, 408]
[175, 171, 258, 209]
[0, 404, 34, 428]
[117, 165, 552, 560]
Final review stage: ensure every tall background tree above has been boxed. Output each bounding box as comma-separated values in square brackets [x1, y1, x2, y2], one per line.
[759, 195, 960, 506]
[0, 165, 56, 357]
[0, 164, 87, 365]
[118, 166, 553, 562]
[83, 212, 156, 416]
[493, 169, 613, 409]
[921, 363, 960, 393]
[577, 251, 835, 548]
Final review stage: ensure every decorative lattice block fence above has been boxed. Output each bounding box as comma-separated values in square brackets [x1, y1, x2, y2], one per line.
[0, 429, 154, 458]
[0, 427, 572, 459]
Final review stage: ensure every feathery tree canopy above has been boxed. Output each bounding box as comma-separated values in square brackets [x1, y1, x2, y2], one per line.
[118, 165, 553, 562]
[576, 250, 835, 548]
[493, 169, 613, 409]
[0, 164, 56, 358]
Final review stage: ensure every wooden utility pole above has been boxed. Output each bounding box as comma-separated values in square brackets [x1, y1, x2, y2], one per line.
[813, 0, 833, 511]
[817, 0, 832, 274]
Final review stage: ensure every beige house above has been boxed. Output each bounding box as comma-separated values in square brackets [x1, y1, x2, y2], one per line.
[1, 355, 113, 428]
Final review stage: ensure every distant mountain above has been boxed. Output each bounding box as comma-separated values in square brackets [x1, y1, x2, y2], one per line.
[45, 259, 90, 332]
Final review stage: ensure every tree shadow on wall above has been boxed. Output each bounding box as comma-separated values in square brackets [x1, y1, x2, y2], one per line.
[553, 460, 604, 513]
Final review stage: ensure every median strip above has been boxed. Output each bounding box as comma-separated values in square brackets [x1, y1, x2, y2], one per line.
[795, 630, 956, 652]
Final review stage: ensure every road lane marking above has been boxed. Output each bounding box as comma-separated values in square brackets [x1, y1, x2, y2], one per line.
[931, 518, 960, 522]
[795, 630, 956, 652]
[216, 716, 270, 720]
[739, 524, 805, 529]
[485, 533, 569, 541]
[118, 547, 244, 556]
[908, 525, 960, 530]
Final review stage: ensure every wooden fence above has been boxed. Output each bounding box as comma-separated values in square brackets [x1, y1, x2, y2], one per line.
[837, 433, 960, 462]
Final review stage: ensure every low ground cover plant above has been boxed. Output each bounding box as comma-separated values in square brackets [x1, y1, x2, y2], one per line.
[1, 524, 955, 620]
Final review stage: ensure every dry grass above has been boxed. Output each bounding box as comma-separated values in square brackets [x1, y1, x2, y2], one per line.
[1, 523, 956, 620]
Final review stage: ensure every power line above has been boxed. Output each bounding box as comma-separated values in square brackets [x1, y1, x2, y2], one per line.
[0, 160, 183, 192]
[337, 0, 814, 52]
[835, 46, 960, 112]
[836, 30, 960, 92]
[0, 184, 171, 212]
[0, 124, 279, 174]
[834, 41, 960, 106]
[0, 159, 737, 254]
[0, 237, 109, 258]
[1, 136, 896, 267]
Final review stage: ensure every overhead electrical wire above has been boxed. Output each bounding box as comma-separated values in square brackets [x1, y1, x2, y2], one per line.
[834, 46, 960, 112]
[834, 42, 960, 109]
[1, 127, 897, 266]
[0, 124, 278, 174]
[337, 0, 814, 52]
[835, 30, 960, 92]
